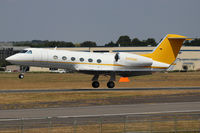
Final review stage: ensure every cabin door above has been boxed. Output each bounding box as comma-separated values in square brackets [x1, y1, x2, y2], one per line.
[41, 51, 48, 67]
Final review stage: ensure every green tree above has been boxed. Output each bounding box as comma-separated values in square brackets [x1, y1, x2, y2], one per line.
[105, 41, 117, 47]
[63, 42, 74, 47]
[116, 36, 131, 47]
[144, 38, 157, 46]
[131, 38, 142, 46]
[183, 40, 190, 46]
[184, 39, 200, 46]
[80, 41, 97, 47]
[14, 40, 75, 47]
[0, 59, 11, 67]
[74, 43, 81, 47]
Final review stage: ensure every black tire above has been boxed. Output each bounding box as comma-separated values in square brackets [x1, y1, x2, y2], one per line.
[107, 81, 115, 88]
[18, 74, 24, 79]
[92, 81, 100, 88]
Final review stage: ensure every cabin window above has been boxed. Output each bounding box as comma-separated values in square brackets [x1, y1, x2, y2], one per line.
[53, 55, 58, 60]
[80, 58, 84, 62]
[97, 59, 102, 63]
[71, 57, 76, 61]
[62, 56, 67, 60]
[88, 58, 93, 62]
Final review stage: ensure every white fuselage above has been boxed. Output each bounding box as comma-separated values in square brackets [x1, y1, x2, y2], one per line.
[6, 48, 170, 73]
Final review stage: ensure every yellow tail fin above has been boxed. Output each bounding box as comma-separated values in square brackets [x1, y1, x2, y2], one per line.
[142, 34, 191, 64]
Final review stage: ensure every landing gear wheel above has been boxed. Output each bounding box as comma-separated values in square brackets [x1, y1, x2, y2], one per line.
[107, 81, 115, 88]
[92, 81, 100, 88]
[19, 74, 24, 79]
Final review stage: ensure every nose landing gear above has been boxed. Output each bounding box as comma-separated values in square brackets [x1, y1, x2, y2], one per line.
[18, 66, 29, 79]
[19, 73, 24, 79]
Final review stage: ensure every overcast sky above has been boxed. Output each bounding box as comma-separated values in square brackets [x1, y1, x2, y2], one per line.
[0, 0, 199, 45]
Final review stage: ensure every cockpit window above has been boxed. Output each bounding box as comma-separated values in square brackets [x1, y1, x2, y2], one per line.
[19, 50, 28, 53]
[26, 50, 32, 54]
[19, 50, 32, 54]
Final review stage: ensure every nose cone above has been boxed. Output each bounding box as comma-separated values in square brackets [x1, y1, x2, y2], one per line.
[6, 56, 11, 61]
[6, 55, 15, 62]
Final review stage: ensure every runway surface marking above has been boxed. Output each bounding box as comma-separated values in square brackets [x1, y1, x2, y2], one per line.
[0, 102, 200, 119]
[0, 86, 200, 93]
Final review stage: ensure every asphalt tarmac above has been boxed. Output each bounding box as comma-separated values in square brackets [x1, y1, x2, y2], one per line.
[0, 86, 200, 93]
[0, 102, 200, 119]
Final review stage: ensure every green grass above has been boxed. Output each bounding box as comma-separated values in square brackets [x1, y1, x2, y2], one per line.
[0, 71, 200, 90]
[0, 89, 200, 109]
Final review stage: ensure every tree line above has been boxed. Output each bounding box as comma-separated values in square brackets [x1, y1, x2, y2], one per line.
[105, 36, 157, 47]
[13, 36, 200, 47]
[183, 39, 200, 46]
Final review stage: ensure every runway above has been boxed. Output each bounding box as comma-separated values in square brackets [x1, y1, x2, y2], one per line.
[0, 86, 200, 93]
[0, 102, 200, 119]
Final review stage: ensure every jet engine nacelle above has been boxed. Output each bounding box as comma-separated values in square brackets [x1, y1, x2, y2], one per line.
[116, 53, 153, 67]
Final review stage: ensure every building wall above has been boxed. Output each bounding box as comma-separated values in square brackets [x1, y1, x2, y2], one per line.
[30, 67, 50, 72]
[175, 47, 200, 71]
[5, 65, 20, 72]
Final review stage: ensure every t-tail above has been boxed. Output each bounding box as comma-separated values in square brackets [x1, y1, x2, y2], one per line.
[142, 34, 192, 65]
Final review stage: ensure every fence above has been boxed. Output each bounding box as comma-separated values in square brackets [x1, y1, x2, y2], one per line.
[0, 112, 200, 133]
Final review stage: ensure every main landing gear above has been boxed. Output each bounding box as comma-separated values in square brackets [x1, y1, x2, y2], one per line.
[18, 66, 29, 79]
[92, 74, 100, 88]
[91, 72, 116, 88]
[107, 81, 115, 88]
[92, 81, 100, 88]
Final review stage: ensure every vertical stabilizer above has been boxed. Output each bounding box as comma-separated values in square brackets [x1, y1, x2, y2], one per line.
[142, 34, 191, 65]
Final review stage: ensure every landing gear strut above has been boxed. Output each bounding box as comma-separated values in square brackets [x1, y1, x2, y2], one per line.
[92, 74, 100, 88]
[18, 66, 29, 79]
[107, 72, 116, 88]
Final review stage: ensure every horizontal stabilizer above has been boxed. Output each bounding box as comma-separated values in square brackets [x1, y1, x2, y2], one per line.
[168, 37, 193, 40]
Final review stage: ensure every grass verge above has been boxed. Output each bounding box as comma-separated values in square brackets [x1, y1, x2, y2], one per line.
[0, 72, 200, 90]
[0, 89, 200, 109]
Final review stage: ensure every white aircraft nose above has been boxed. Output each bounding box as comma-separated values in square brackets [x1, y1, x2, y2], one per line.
[6, 55, 15, 62]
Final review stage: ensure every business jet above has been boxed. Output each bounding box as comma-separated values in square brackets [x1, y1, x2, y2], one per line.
[6, 34, 191, 88]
